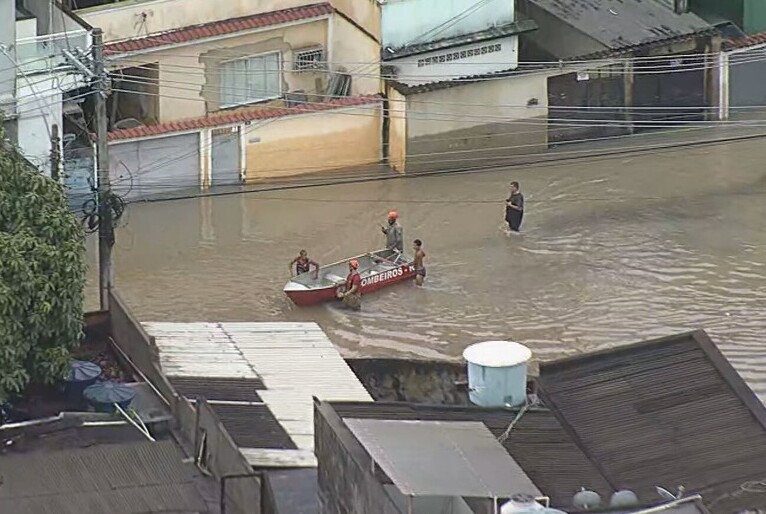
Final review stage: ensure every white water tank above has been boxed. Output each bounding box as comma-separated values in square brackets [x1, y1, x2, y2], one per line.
[500, 495, 568, 514]
[463, 341, 532, 407]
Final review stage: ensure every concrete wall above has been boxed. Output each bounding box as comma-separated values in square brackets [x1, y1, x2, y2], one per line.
[315, 400, 401, 514]
[390, 35, 519, 86]
[79, 0, 380, 43]
[112, 14, 380, 123]
[16, 77, 63, 176]
[382, 0, 513, 49]
[330, 14, 381, 96]
[403, 72, 549, 172]
[243, 104, 382, 181]
[195, 399, 262, 514]
[0, 0, 15, 114]
[387, 86, 407, 173]
[346, 358, 469, 405]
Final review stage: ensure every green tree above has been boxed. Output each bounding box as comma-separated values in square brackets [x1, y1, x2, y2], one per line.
[0, 131, 86, 403]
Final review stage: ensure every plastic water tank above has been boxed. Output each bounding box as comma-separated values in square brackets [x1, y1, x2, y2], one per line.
[463, 341, 532, 407]
[64, 360, 102, 401]
[500, 495, 568, 514]
[84, 381, 136, 413]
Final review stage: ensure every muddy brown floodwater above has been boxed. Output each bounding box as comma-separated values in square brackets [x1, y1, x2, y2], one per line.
[86, 138, 766, 399]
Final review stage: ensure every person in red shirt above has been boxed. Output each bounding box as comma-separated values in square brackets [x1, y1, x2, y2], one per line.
[338, 259, 362, 310]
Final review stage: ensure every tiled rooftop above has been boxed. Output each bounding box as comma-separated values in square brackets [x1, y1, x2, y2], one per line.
[104, 3, 334, 54]
[107, 95, 382, 141]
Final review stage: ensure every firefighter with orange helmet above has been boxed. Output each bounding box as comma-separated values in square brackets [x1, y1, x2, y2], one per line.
[381, 210, 403, 253]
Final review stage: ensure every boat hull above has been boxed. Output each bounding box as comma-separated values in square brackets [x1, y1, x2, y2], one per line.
[284, 250, 415, 306]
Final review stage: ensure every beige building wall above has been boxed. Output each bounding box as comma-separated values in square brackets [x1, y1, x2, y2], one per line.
[244, 104, 382, 181]
[112, 19, 331, 123]
[387, 86, 407, 173]
[80, 0, 380, 44]
[404, 72, 551, 172]
[330, 14, 381, 96]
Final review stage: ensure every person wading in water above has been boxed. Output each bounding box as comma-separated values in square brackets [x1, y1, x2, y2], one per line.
[413, 239, 426, 286]
[381, 210, 403, 253]
[337, 259, 362, 310]
[505, 181, 524, 234]
[289, 250, 319, 279]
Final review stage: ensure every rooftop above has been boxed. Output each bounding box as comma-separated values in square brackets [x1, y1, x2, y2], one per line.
[325, 330, 766, 513]
[145, 322, 372, 468]
[383, 20, 538, 60]
[0, 412, 216, 513]
[104, 3, 334, 55]
[524, 0, 712, 49]
[107, 95, 382, 141]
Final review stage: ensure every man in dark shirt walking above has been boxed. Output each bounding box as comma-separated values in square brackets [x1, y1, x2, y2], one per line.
[505, 181, 524, 234]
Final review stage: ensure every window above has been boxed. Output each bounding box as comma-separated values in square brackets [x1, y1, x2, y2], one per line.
[294, 48, 325, 71]
[220, 52, 281, 107]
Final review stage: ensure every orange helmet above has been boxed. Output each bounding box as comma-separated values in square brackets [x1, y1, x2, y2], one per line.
[387, 210, 398, 220]
[349, 259, 359, 269]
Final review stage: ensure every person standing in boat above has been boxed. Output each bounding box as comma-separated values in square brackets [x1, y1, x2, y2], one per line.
[505, 181, 524, 234]
[338, 259, 362, 310]
[381, 210, 403, 253]
[289, 249, 319, 279]
[413, 239, 426, 286]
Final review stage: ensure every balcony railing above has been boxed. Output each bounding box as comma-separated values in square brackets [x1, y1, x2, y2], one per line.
[15, 30, 91, 75]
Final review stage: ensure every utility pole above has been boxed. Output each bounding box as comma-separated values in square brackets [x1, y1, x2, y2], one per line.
[50, 124, 61, 182]
[93, 28, 114, 311]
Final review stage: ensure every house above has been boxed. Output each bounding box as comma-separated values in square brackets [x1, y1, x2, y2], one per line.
[1, 0, 92, 183]
[517, 0, 720, 136]
[386, 0, 721, 173]
[690, 0, 766, 35]
[68, 0, 383, 198]
[316, 330, 766, 513]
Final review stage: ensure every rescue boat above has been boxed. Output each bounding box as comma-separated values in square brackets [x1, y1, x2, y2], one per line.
[283, 248, 415, 306]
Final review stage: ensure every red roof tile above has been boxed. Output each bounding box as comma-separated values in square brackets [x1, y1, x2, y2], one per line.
[105, 3, 334, 54]
[107, 95, 382, 141]
[723, 32, 766, 50]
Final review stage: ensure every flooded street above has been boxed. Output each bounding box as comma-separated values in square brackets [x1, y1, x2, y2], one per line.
[90, 138, 766, 396]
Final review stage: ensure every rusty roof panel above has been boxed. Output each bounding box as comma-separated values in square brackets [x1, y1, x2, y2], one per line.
[538, 330, 766, 512]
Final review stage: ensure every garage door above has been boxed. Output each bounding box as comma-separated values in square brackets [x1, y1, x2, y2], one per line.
[729, 47, 766, 107]
[110, 132, 200, 201]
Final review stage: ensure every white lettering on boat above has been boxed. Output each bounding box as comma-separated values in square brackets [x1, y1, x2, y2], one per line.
[361, 266, 408, 287]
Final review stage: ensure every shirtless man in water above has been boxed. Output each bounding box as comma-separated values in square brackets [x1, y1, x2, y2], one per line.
[289, 250, 319, 279]
[413, 239, 426, 286]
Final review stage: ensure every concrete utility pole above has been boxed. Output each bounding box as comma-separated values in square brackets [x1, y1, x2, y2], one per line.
[93, 28, 114, 311]
[50, 124, 61, 182]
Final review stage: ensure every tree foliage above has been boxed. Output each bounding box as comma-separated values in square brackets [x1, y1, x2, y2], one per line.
[0, 131, 86, 403]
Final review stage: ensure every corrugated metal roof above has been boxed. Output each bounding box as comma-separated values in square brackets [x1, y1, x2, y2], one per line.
[104, 3, 334, 54]
[146, 322, 371, 465]
[538, 330, 766, 514]
[0, 440, 208, 514]
[525, 0, 712, 49]
[344, 418, 541, 497]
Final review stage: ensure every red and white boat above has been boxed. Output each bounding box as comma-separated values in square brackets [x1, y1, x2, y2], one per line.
[284, 248, 416, 306]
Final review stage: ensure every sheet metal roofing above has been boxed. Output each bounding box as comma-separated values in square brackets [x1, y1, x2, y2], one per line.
[104, 3, 334, 55]
[525, 0, 712, 49]
[146, 321, 371, 466]
[0, 440, 208, 514]
[329, 330, 766, 513]
[345, 418, 540, 498]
